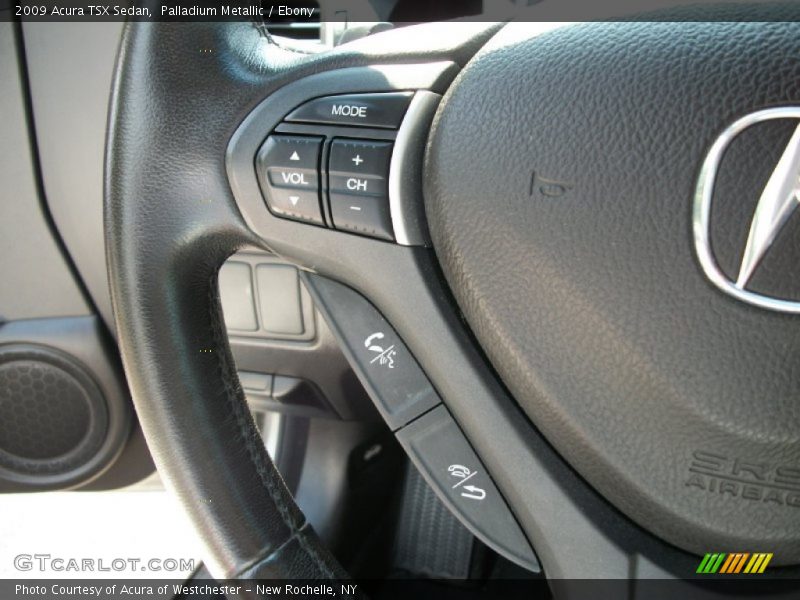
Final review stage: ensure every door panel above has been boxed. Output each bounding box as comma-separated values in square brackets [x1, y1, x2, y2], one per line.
[0, 22, 90, 322]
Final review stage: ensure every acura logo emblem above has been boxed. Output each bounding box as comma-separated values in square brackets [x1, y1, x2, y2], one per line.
[693, 107, 800, 313]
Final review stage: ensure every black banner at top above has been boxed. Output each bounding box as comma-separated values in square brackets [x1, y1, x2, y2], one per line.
[2, 0, 800, 23]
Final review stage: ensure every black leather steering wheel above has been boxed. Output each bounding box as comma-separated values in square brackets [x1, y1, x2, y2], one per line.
[105, 16, 800, 591]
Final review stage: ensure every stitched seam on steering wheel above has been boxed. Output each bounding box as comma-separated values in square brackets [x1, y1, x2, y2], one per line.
[236, 525, 353, 589]
[206, 271, 335, 578]
[252, 19, 317, 56]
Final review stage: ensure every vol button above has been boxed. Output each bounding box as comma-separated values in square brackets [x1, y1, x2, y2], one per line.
[256, 134, 324, 225]
[268, 168, 316, 188]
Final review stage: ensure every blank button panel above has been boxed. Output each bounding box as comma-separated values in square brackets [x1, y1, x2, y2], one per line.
[218, 262, 257, 331]
[218, 254, 315, 341]
[256, 264, 304, 336]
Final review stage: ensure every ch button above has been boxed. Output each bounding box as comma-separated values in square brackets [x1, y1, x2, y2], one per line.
[256, 134, 324, 225]
[328, 139, 394, 240]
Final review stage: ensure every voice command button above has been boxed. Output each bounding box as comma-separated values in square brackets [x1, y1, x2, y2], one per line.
[396, 405, 540, 573]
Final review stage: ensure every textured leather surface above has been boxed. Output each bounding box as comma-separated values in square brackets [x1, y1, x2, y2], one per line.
[105, 20, 499, 580]
[426, 22, 800, 561]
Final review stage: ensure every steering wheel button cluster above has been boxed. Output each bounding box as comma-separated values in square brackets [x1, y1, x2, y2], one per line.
[285, 92, 413, 129]
[305, 274, 539, 572]
[256, 134, 324, 224]
[252, 90, 439, 244]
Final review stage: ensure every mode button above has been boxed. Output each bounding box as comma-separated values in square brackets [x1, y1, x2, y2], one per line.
[285, 92, 413, 129]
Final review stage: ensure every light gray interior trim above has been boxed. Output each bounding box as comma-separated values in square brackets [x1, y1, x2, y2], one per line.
[0, 22, 90, 322]
[22, 22, 123, 330]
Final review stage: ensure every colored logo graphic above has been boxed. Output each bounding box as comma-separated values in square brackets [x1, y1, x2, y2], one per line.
[696, 553, 773, 574]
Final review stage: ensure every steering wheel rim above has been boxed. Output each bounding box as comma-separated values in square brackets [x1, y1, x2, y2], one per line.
[104, 20, 500, 580]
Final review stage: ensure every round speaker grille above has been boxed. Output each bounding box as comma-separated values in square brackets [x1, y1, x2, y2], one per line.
[0, 345, 108, 477]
